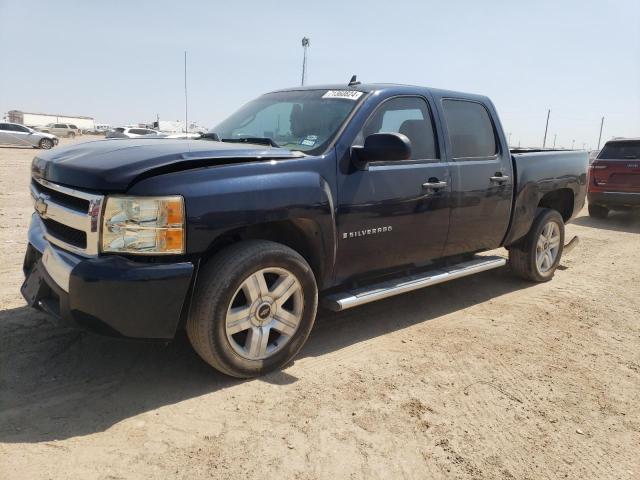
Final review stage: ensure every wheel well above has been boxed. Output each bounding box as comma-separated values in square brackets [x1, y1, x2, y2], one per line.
[201, 220, 325, 286]
[538, 188, 574, 222]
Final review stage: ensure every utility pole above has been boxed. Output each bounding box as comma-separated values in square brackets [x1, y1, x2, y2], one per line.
[301, 37, 310, 86]
[184, 51, 188, 134]
[571, 139, 575, 149]
[542, 109, 551, 149]
[553, 134, 557, 149]
[507, 132, 512, 146]
[597, 116, 605, 150]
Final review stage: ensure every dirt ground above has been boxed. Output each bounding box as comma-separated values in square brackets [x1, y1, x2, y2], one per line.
[0, 137, 639, 480]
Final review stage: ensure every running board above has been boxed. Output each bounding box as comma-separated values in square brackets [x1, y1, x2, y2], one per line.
[322, 255, 507, 312]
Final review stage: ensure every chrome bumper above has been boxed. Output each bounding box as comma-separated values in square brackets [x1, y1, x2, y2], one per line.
[29, 214, 82, 293]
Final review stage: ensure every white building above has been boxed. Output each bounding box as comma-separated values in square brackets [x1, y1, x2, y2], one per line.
[7, 110, 96, 131]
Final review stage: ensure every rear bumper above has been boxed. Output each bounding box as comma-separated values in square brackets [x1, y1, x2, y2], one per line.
[588, 191, 640, 208]
[22, 214, 195, 339]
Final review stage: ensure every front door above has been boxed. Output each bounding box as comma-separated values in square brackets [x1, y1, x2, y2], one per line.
[335, 96, 450, 283]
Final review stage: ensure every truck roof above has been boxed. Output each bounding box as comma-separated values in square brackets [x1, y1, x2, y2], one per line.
[269, 83, 491, 103]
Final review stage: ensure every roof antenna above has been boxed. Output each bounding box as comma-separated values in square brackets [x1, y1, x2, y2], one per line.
[348, 75, 361, 87]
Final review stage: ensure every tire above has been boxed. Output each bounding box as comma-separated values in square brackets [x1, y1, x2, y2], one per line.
[67, 132, 76, 139]
[509, 208, 565, 282]
[38, 138, 53, 149]
[588, 204, 609, 219]
[187, 240, 318, 378]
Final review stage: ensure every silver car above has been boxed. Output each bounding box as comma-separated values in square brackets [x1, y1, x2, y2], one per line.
[0, 122, 58, 149]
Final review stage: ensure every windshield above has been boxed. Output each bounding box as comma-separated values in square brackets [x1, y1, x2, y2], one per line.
[598, 141, 640, 160]
[210, 89, 365, 154]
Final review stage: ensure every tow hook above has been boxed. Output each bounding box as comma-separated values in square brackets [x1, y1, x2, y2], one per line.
[564, 235, 579, 254]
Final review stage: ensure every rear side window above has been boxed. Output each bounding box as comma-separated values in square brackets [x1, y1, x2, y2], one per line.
[442, 99, 497, 159]
[598, 141, 640, 160]
[54, 124, 66, 128]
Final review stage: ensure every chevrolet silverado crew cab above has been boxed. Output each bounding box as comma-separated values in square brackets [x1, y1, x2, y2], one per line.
[21, 82, 588, 377]
[587, 138, 640, 218]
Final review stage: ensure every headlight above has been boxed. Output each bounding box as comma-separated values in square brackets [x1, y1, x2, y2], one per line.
[101, 196, 185, 254]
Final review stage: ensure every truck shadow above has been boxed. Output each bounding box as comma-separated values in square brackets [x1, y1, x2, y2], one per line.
[571, 211, 640, 234]
[0, 266, 532, 443]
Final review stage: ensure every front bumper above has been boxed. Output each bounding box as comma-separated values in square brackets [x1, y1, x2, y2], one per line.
[588, 191, 640, 209]
[22, 214, 195, 339]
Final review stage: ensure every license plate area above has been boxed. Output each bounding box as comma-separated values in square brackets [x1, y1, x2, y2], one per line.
[20, 260, 48, 307]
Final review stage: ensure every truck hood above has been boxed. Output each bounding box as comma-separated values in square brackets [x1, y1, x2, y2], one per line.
[31, 138, 304, 191]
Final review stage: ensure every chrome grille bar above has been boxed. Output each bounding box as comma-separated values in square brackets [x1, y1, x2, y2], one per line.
[31, 177, 104, 256]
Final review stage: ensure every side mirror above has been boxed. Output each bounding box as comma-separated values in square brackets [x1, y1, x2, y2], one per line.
[352, 133, 411, 168]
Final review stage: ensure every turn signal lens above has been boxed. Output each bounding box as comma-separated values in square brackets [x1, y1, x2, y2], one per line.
[101, 196, 185, 254]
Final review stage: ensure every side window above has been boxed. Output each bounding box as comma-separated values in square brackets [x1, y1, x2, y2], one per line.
[55, 124, 66, 129]
[356, 97, 438, 160]
[442, 99, 497, 159]
[0, 123, 7, 131]
[0, 123, 13, 131]
[15, 125, 29, 132]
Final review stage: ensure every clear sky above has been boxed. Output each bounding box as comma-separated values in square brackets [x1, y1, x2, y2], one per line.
[1, 0, 638, 149]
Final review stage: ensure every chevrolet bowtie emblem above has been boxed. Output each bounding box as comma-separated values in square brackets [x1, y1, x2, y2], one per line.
[35, 194, 49, 216]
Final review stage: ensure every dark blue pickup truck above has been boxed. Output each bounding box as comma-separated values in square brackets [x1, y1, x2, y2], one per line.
[22, 82, 588, 377]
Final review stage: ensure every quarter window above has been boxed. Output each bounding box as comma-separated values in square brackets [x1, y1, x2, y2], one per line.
[356, 97, 438, 160]
[442, 100, 497, 158]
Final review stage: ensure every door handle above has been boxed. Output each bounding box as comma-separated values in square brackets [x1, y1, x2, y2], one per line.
[422, 181, 447, 190]
[490, 175, 510, 184]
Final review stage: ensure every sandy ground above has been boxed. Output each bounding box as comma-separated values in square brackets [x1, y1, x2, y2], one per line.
[0, 137, 639, 480]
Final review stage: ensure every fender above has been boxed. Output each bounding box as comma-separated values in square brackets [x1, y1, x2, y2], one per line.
[504, 151, 588, 246]
[127, 154, 338, 286]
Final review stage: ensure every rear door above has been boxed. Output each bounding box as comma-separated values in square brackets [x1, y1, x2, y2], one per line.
[335, 95, 450, 282]
[592, 140, 640, 193]
[439, 98, 514, 256]
[0, 123, 10, 144]
[0, 124, 29, 146]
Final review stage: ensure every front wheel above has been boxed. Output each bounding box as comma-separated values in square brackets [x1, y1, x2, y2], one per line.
[509, 208, 565, 282]
[187, 240, 318, 378]
[67, 132, 76, 138]
[38, 138, 54, 149]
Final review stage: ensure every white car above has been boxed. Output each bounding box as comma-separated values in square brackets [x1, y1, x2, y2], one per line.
[106, 127, 165, 139]
[0, 122, 58, 149]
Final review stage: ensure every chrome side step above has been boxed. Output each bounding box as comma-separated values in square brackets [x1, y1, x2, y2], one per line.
[563, 235, 579, 254]
[322, 255, 507, 312]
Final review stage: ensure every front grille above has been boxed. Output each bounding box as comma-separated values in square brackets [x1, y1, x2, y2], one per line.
[32, 180, 90, 212]
[42, 218, 87, 249]
[31, 178, 104, 256]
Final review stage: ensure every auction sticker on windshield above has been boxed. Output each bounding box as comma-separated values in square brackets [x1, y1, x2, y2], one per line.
[322, 90, 364, 100]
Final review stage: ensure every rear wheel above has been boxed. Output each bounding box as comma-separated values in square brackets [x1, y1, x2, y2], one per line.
[509, 208, 564, 282]
[588, 204, 609, 219]
[38, 138, 53, 149]
[187, 240, 318, 378]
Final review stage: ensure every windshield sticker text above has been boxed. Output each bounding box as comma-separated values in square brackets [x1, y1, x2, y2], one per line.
[322, 90, 364, 101]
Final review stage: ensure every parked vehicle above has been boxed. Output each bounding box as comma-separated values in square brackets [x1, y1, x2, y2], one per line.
[0, 122, 58, 149]
[588, 138, 640, 218]
[105, 127, 165, 138]
[36, 123, 81, 138]
[22, 83, 588, 377]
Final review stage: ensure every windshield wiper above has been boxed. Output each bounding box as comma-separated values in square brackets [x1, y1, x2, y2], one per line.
[221, 137, 280, 147]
